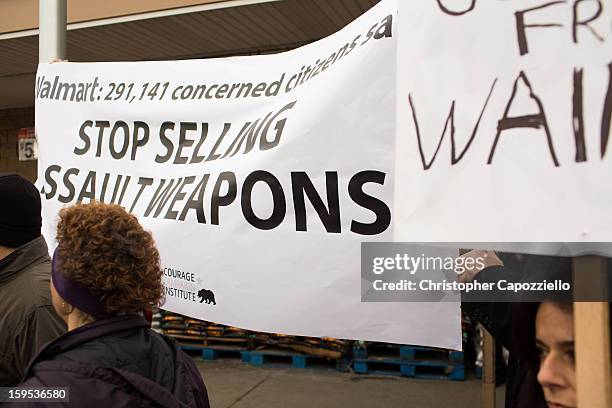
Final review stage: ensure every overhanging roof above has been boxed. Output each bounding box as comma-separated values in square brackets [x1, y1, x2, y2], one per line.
[0, 0, 380, 109]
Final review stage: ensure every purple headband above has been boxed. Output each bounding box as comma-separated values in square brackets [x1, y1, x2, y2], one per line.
[52, 248, 111, 318]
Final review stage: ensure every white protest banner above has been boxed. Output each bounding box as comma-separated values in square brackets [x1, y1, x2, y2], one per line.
[36, 0, 462, 349]
[396, 1, 612, 252]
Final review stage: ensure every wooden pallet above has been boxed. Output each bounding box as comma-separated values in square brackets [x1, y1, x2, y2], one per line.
[170, 335, 206, 346]
[352, 357, 464, 381]
[246, 348, 349, 371]
[180, 343, 251, 363]
[353, 343, 463, 363]
[204, 336, 251, 348]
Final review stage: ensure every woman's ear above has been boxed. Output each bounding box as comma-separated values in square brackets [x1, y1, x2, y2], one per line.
[61, 301, 74, 315]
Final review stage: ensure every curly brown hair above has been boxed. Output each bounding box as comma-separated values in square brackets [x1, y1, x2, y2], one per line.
[56, 202, 163, 315]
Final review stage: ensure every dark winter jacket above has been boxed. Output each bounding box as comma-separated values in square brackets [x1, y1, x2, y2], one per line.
[13, 314, 210, 408]
[0, 236, 66, 386]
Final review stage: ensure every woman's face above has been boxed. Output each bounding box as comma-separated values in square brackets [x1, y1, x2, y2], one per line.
[535, 302, 575, 408]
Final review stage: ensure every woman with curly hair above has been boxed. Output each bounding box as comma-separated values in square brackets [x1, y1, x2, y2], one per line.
[14, 202, 210, 407]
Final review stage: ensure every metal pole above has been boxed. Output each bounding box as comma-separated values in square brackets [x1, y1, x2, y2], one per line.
[38, 0, 67, 63]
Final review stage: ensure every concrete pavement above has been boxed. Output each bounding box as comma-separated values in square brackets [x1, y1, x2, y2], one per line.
[196, 359, 505, 408]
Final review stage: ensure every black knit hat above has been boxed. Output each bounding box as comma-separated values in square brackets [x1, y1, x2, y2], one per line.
[0, 173, 42, 248]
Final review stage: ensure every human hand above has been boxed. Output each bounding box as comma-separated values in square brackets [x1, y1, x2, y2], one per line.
[456, 250, 503, 283]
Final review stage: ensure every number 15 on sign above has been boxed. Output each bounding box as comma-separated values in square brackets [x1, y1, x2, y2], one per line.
[18, 127, 38, 161]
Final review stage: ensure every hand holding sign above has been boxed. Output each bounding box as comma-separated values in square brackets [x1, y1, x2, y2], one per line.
[456, 250, 503, 284]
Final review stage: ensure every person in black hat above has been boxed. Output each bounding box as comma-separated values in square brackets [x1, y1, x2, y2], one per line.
[0, 173, 66, 386]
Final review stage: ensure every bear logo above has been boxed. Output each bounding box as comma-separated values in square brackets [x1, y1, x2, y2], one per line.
[198, 288, 216, 305]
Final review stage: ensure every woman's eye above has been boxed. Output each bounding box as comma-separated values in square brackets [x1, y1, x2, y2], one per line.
[537, 347, 549, 360]
[565, 349, 575, 364]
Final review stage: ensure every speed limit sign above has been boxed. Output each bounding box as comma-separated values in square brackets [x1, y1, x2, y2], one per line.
[17, 128, 37, 161]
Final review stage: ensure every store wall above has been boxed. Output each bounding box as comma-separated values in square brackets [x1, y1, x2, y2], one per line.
[0, 107, 36, 181]
[0, 0, 226, 34]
